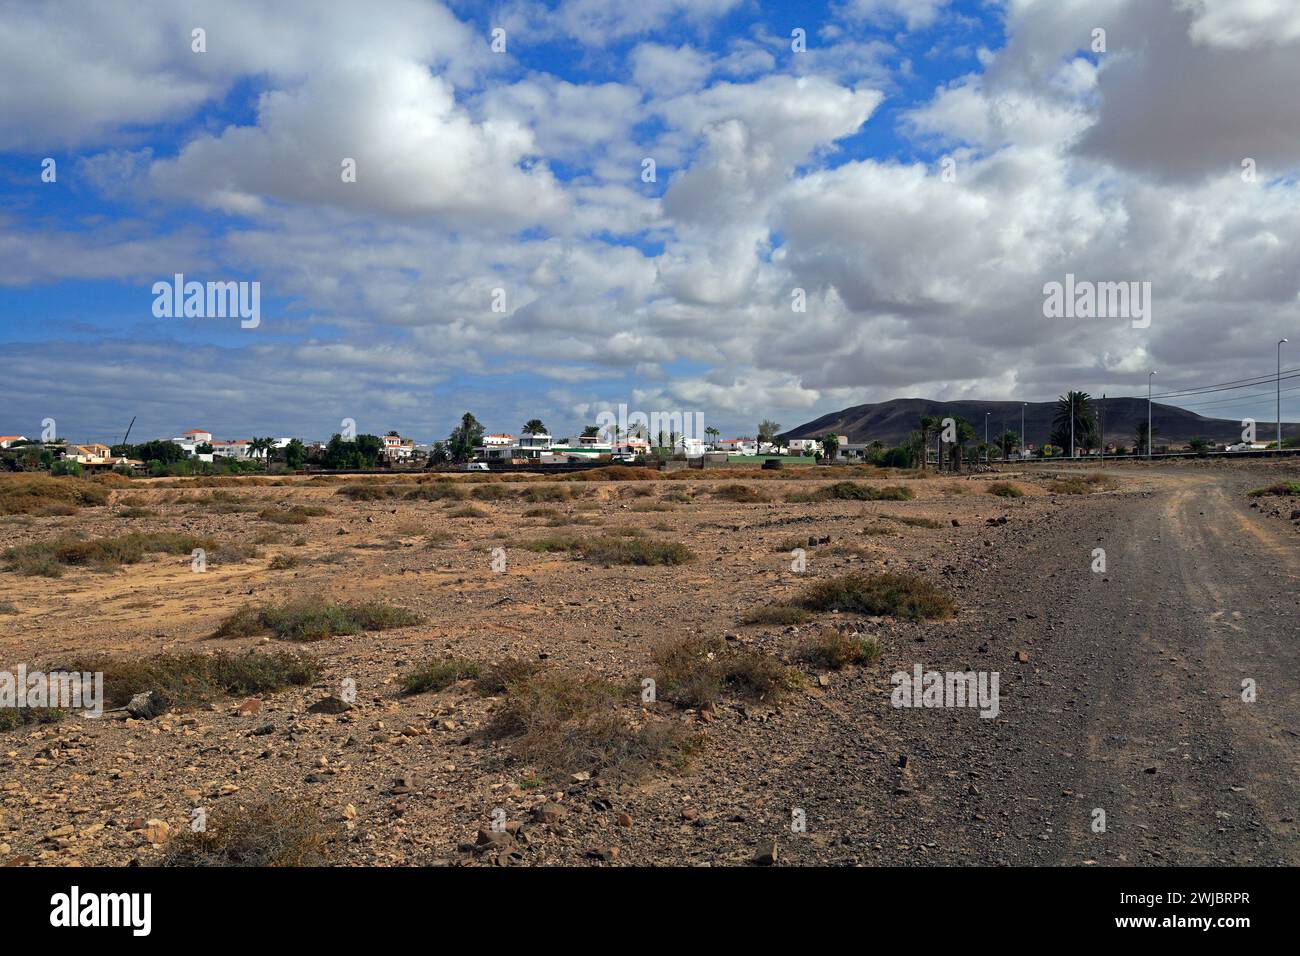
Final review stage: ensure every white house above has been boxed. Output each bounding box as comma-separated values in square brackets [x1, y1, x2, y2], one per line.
[382, 434, 415, 461]
[483, 433, 514, 447]
[0, 435, 28, 449]
[211, 439, 253, 458]
[718, 438, 758, 456]
[786, 438, 821, 454]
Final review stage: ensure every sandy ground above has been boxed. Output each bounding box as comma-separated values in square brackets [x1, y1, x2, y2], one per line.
[0, 460, 1296, 866]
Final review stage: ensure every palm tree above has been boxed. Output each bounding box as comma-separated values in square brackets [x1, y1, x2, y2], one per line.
[1134, 420, 1157, 455]
[946, 417, 975, 472]
[997, 430, 1020, 460]
[1052, 392, 1096, 456]
[522, 419, 546, 436]
[249, 436, 275, 466]
[917, 415, 938, 471]
[704, 426, 720, 449]
[820, 433, 841, 461]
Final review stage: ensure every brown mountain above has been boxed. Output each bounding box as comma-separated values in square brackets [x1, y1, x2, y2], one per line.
[781, 397, 1299, 448]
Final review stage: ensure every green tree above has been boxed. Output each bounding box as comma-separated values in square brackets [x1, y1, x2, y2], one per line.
[1052, 392, 1097, 455]
[1134, 420, 1157, 455]
[448, 413, 485, 463]
[820, 433, 841, 461]
[945, 417, 976, 472]
[581, 425, 600, 438]
[917, 415, 939, 471]
[997, 430, 1020, 459]
[522, 419, 546, 436]
[284, 438, 306, 468]
[757, 420, 780, 448]
[705, 426, 720, 447]
[428, 441, 450, 465]
[249, 436, 276, 466]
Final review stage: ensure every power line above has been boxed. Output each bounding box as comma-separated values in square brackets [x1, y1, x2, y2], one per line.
[1153, 366, 1300, 398]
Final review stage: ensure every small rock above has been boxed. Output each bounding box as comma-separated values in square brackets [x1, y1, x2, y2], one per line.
[753, 842, 778, 866]
[126, 691, 166, 720]
[614, 812, 633, 828]
[533, 803, 566, 825]
[235, 699, 262, 716]
[307, 695, 353, 715]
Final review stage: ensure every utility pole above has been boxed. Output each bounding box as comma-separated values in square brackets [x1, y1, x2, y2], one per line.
[1069, 394, 1074, 461]
[984, 412, 989, 464]
[1021, 403, 1026, 461]
[1279, 339, 1288, 452]
[1148, 371, 1157, 457]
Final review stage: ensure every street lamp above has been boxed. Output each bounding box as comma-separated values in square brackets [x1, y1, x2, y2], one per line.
[1147, 371, 1157, 458]
[984, 412, 990, 464]
[1279, 339, 1288, 453]
[1021, 403, 1027, 461]
[1069, 393, 1074, 460]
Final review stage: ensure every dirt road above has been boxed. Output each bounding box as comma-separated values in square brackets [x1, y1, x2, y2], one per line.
[851, 469, 1300, 865]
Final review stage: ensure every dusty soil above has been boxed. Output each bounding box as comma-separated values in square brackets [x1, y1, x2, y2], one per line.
[0, 461, 1296, 866]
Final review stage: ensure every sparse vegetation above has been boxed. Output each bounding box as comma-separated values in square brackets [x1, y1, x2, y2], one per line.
[0, 475, 110, 515]
[801, 631, 882, 670]
[713, 483, 770, 503]
[786, 482, 914, 503]
[3, 531, 218, 577]
[484, 669, 701, 780]
[257, 505, 327, 524]
[1247, 481, 1300, 497]
[651, 635, 805, 708]
[211, 598, 420, 641]
[59, 649, 318, 709]
[521, 534, 693, 565]
[777, 572, 956, 621]
[401, 657, 481, 694]
[473, 657, 546, 696]
[986, 482, 1024, 497]
[740, 604, 812, 625]
[162, 798, 333, 866]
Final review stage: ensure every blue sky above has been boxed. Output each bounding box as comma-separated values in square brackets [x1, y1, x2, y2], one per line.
[2, 0, 1299, 445]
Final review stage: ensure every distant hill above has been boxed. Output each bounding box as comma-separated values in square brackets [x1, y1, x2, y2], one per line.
[780, 397, 1300, 448]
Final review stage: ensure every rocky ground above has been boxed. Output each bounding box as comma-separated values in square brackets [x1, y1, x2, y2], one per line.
[0, 460, 1296, 866]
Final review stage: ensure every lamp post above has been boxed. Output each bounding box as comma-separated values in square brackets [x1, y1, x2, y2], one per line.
[1148, 371, 1157, 458]
[984, 412, 990, 464]
[1279, 339, 1289, 453]
[1069, 394, 1074, 460]
[1021, 403, 1027, 460]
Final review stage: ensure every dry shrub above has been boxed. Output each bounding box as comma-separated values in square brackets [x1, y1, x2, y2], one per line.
[162, 798, 333, 867]
[59, 649, 317, 709]
[651, 635, 805, 708]
[713, 483, 770, 503]
[789, 572, 956, 621]
[485, 669, 701, 780]
[0, 475, 110, 515]
[211, 598, 420, 641]
[800, 631, 882, 670]
[401, 657, 481, 694]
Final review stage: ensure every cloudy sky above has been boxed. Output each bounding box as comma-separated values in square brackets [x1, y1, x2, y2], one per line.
[2, 0, 1299, 444]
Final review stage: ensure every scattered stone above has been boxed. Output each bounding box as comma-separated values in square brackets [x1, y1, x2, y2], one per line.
[307, 695, 353, 715]
[126, 691, 166, 720]
[753, 842, 778, 866]
[533, 803, 566, 825]
[235, 699, 262, 716]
